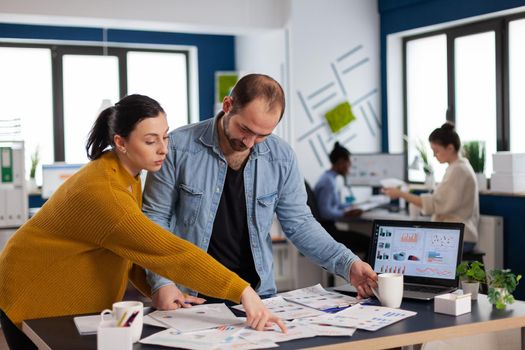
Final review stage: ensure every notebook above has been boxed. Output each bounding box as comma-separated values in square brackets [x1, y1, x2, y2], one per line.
[335, 219, 465, 300]
[74, 314, 101, 335]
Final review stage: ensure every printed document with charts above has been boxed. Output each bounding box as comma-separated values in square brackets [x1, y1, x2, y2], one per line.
[140, 324, 278, 350]
[306, 304, 417, 331]
[140, 285, 416, 349]
[148, 303, 243, 332]
[140, 320, 355, 349]
[232, 296, 325, 320]
[278, 284, 359, 310]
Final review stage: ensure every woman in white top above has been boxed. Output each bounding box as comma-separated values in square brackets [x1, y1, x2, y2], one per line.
[383, 122, 479, 252]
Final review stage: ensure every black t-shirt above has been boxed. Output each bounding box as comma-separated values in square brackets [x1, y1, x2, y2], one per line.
[207, 165, 260, 289]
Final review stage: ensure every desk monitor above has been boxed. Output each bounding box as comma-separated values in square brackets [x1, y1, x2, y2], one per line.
[347, 153, 405, 186]
[41, 163, 84, 199]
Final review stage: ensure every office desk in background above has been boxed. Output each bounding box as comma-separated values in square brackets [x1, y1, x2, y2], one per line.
[22, 295, 525, 350]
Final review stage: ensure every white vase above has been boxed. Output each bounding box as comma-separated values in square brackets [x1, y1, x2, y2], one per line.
[461, 280, 480, 300]
[26, 178, 39, 195]
[424, 173, 435, 190]
[476, 173, 487, 191]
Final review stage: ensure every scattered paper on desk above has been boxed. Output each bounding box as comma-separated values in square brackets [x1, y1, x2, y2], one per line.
[309, 304, 417, 331]
[73, 314, 100, 335]
[149, 303, 243, 332]
[140, 324, 277, 350]
[291, 319, 357, 337]
[278, 284, 359, 311]
[232, 296, 325, 320]
[144, 314, 169, 328]
[237, 321, 316, 344]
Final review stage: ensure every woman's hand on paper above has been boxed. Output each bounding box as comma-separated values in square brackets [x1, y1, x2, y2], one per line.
[241, 286, 287, 333]
[349, 260, 378, 298]
[152, 284, 206, 310]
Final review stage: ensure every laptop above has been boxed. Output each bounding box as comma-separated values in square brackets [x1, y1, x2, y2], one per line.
[335, 219, 465, 300]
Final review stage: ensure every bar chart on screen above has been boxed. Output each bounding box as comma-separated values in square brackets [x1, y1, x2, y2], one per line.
[379, 265, 406, 274]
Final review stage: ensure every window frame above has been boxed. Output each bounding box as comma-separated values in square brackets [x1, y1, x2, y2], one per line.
[0, 41, 191, 162]
[402, 11, 525, 181]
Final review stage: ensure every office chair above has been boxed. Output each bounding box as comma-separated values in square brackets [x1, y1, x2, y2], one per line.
[304, 181, 369, 259]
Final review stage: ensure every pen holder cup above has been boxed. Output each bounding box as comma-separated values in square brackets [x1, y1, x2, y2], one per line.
[100, 301, 143, 343]
[97, 320, 132, 350]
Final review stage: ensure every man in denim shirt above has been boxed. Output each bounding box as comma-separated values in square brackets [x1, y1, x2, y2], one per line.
[143, 74, 377, 310]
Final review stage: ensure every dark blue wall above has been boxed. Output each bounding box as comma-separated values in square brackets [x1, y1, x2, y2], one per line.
[480, 194, 525, 300]
[378, 0, 525, 152]
[0, 23, 236, 120]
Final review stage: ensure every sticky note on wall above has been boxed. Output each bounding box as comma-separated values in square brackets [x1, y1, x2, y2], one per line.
[325, 101, 356, 133]
[216, 73, 239, 103]
[1, 147, 13, 183]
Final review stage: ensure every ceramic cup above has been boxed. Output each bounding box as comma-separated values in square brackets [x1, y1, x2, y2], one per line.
[100, 301, 143, 343]
[372, 273, 404, 308]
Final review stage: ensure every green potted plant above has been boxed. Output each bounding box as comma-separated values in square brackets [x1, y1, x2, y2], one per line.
[462, 140, 486, 191]
[488, 269, 522, 309]
[456, 261, 486, 300]
[27, 146, 40, 194]
[415, 139, 434, 189]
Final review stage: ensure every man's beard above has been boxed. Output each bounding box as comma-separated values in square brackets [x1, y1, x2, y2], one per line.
[224, 115, 248, 152]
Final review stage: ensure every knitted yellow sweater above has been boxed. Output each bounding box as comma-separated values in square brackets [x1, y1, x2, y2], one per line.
[0, 152, 248, 326]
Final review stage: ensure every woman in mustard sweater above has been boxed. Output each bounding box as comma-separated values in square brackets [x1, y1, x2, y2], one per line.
[0, 95, 285, 349]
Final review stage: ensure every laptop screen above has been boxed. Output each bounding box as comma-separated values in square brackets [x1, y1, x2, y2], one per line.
[369, 220, 465, 287]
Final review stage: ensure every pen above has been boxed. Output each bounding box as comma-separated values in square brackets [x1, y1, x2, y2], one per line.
[116, 312, 128, 327]
[123, 310, 139, 327]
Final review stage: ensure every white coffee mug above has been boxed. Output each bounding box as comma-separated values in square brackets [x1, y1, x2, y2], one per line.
[101, 301, 143, 343]
[372, 273, 403, 308]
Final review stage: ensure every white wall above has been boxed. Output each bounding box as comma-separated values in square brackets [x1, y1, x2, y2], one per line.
[2, 0, 381, 186]
[0, 0, 290, 35]
[288, 0, 380, 185]
[235, 29, 292, 142]
[234, 0, 381, 185]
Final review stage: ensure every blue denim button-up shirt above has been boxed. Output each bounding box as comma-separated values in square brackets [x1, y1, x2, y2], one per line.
[142, 115, 359, 296]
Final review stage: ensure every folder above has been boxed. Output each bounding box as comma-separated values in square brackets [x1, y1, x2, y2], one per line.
[5, 188, 25, 226]
[1, 147, 13, 183]
[0, 188, 6, 227]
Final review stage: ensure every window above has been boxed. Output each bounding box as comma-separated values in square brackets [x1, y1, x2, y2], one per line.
[0, 47, 53, 184]
[509, 18, 525, 152]
[454, 31, 497, 177]
[127, 51, 189, 131]
[0, 43, 192, 179]
[405, 35, 448, 182]
[63, 55, 120, 163]
[404, 14, 525, 181]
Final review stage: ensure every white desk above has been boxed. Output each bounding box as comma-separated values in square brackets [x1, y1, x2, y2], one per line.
[360, 208, 426, 221]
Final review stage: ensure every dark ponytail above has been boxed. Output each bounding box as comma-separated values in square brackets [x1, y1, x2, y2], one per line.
[428, 121, 461, 152]
[86, 94, 165, 160]
[329, 142, 351, 164]
[86, 107, 116, 160]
